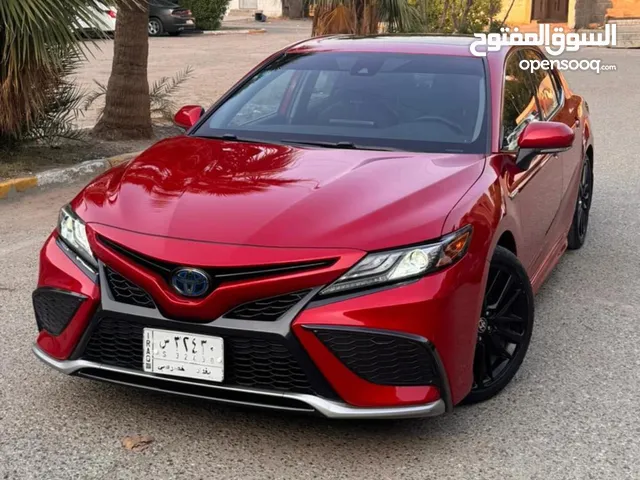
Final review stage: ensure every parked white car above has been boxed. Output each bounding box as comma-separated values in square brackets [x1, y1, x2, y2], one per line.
[75, 0, 117, 35]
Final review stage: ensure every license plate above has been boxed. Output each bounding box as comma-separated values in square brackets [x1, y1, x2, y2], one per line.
[186, 19, 194, 25]
[143, 328, 224, 382]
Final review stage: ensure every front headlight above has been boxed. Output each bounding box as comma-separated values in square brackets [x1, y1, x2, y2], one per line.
[58, 205, 96, 267]
[320, 226, 472, 296]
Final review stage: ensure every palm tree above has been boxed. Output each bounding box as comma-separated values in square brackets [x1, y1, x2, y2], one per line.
[93, 0, 153, 140]
[0, 0, 100, 145]
[311, 0, 500, 36]
[312, 0, 423, 35]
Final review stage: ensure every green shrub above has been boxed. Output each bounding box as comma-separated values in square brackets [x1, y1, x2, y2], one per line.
[408, 0, 502, 34]
[181, 0, 231, 31]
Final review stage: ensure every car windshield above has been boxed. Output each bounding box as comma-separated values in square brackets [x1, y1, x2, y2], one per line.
[194, 51, 489, 154]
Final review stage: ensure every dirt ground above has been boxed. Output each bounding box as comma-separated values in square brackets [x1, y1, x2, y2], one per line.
[0, 125, 181, 181]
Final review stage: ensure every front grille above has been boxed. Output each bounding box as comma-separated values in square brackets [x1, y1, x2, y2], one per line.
[33, 289, 85, 336]
[312, 328, 439, 386]
[104, 267, 155, 309]
[82, 317, 317, 394]
[225, 290, 312, 321]
[98, 234, 335, 290]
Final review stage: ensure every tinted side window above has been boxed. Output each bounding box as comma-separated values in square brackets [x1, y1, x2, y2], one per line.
[501, 53, 540, 150]
[522, 51, 561, 119]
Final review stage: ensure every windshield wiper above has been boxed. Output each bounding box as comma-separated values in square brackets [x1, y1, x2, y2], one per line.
[198, 135, 400, 152]
[210, 133, 267, 143]
[196, 133, 277, 145]
[282, 139, 397, 152]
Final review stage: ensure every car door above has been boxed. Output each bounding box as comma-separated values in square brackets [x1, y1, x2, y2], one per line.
[501, 50, 564, 273]
[522, 49, 584, 250]
[521, 50, 582, 196]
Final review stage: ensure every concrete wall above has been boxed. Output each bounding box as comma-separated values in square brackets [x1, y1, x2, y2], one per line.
[572, 0, 614, 28]
[500, 0, 630, 28]
[572, 0, 640, 28]
[499, 0, 533, 25]
[227, 0, 282, 17]
[608, 0, 640, 18]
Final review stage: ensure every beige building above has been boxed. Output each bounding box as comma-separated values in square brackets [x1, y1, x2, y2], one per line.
[226, 0, 283, 18]
[500, 0, 640, 29]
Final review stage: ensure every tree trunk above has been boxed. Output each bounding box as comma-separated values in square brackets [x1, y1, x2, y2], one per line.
[354, 0, 366, 34]
[93, 0, 152, 140]
[439, 0, 450, 31]
[458, 0, 475, 32]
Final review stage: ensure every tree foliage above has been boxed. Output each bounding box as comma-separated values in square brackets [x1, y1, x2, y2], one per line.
[312, 0, 502, 35]
[180, 0, 232, 31]
[313, 0, 422, 35]
[0, 0, 101, 148]
[427, 0, 503, 33]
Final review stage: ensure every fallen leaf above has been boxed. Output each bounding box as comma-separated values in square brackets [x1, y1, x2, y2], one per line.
[121, 434, 154, 452]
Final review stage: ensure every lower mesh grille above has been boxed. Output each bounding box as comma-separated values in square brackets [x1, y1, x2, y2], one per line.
[33, 289, 85, 335]
[104, 267, 155, 309]
[312, 328, 439, 386]
[82, 317, 317, 394]
[225, 290, 312, 321]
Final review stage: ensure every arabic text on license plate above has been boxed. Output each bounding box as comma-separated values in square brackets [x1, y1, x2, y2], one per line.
[143, 328, 224, 382]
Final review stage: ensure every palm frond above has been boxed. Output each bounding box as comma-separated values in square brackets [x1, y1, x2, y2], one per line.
[86, 67, 195, 123]
[0, 0, 144, 139]
[377, 0, 423, 32]
[82, 80, 109, 112]
[25, 49, 87, 145]
[149, 66, 195, 121]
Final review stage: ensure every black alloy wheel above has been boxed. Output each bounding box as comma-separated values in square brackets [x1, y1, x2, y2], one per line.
[568, 154, 594, 250]
[463, 246, 534, 404]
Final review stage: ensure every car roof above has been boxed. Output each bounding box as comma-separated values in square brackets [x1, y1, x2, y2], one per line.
[286, 34, 507, 60]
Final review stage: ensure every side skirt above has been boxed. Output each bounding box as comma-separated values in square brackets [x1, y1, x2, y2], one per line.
[530, 232, 568, 294]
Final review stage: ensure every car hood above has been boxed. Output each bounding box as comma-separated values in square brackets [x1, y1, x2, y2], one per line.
[73, 136, 485, 251]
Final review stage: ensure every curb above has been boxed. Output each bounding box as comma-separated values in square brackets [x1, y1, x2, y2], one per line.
[0, 151, 141, 201]
[201, 28, 266, 35]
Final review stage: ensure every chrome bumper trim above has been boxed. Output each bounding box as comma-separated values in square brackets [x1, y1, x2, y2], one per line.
[33, 345, 446, 419]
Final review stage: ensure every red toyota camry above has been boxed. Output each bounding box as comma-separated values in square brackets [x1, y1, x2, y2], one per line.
[33, 36, 594, 419]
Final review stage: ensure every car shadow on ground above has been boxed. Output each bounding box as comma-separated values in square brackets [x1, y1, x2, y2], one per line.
[44, 371, 508, 447]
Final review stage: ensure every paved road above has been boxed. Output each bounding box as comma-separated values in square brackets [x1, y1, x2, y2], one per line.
[1, 48, 639, 479]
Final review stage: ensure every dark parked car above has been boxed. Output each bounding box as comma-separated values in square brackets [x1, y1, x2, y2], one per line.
[148, 0, 196, 36]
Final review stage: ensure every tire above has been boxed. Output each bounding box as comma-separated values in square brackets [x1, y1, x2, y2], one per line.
[567, 153, 594, 250]
[148, 18, 163, 37]
[462, 246, 535, 405]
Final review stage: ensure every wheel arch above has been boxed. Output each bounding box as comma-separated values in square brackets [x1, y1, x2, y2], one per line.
[496, 231, 517, 256]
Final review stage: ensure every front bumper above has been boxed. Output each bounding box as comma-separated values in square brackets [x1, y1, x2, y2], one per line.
[33, 226, 487, 418]
[33, 345, 445, 419]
